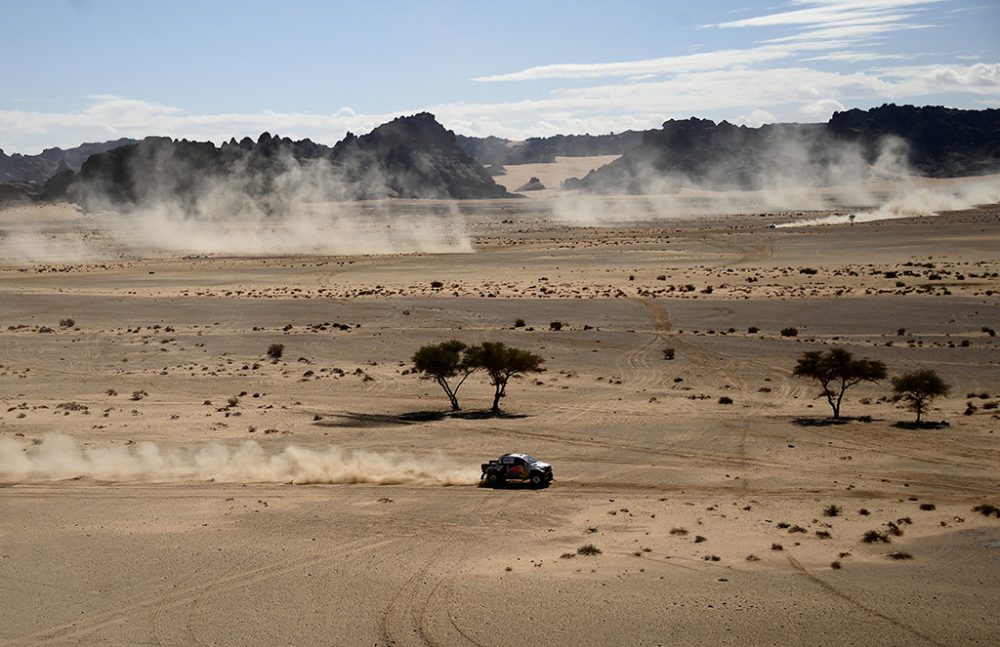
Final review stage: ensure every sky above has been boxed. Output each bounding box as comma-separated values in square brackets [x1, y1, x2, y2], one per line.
[1, 0, 998, 154]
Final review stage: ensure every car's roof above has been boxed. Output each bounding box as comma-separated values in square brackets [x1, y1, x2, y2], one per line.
[500, 453, 534, 460]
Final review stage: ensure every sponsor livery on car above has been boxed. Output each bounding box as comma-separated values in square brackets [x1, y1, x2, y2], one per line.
[480, 453, 553, 488]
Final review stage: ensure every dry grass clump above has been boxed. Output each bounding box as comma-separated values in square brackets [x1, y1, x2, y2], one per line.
[972, 503, 1000, 517]
[662, 347, 675, 360]
[830, 560, 842, 570]
[862, 530, 891, 544]
[718, 396, 733, 405]
[770, 543, 783, 551]
[267, 343, 284, 359]
[59, 318, 75, 328]
[918, 503, 936, 511]
[888, 551, 913, 560]
[823, 504, 842, 517]
[576, 544, 602, 556]
[669, 527, 689, 536]
[780, 327, 799, 337]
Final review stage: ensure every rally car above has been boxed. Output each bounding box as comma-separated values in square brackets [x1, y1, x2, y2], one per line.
[481, 453, 553, 488]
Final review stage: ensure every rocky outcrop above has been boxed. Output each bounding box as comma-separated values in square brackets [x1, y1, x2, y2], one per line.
[0, 138, 137, 185]
[515, 177, 545, 192]
[566, 105, 1000, 194]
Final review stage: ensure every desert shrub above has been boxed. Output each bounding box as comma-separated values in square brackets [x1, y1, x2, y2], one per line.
[227, 396, 239, 407]
[771, 543, 783, 551]
[799, 268, 818, 275]
[859, 508, 870, 516]
[267, 343, 284, 359]
[919, 503, 936, 511]
[831, 560, 842, 569]
[514, 318, 526, 328]
[693, 535, 706, 543]
[745, 554, 761, 562]
[549, 321, 563, 331]
[972, 503, 1000, 517]
[59, 318, 75, 328]
[888, 551, 913, 560]
[669, 527, 689, 536]
[718, 396, 733, 405]
[823, 504, 842, 517]
[815, 530, 832, 539]
[577, 544, 602, 556]
[862, 530, 890, 544]
[897, 327, 906, 336]
[781, 327, 798, 337]
[430, 280, 443, 288]
[662, 347, 675, 360]
[747, 326, 759, 334]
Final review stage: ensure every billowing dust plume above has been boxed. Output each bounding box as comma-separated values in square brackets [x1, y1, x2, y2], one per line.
[0, 151, 472, 262]
[0, 434, 479, 486]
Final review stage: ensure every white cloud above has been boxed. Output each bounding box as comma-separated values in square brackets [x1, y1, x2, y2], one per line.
[799, 98, 847, 118]
[473, 47, 797, 82]
[801, 51, 912, 62]
[735, 109, 779, 127]
[710, 0, 942, 30]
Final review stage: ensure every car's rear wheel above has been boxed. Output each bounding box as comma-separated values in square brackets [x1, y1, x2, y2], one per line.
[484, 471, 500, 487]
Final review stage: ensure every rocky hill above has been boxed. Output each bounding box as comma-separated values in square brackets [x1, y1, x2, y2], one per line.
[565, 104, 1000, 194]
[0, 138, 137, 185]
[47, 113, 511, 210]
[457, 131, 646, 165]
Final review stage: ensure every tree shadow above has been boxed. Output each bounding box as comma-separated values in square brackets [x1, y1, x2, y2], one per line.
[792, 415, 877, 427]
[312, 408, 527, 428]
[450, 410, 528, 420]
[892, 420, 950, 430]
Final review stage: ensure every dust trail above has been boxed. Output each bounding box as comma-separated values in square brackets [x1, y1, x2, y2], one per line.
[0, 434, 479, 485]
[777, 176, 1000, 228]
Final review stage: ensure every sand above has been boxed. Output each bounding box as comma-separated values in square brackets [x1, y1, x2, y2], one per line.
[1, 197, 999, 646]
[493, 155, 621, 197]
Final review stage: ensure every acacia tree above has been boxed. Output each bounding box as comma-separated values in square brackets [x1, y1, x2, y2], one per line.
[464, 341, 545, 413]
[793, 347, 887, 419]
[412, 340, 477, 410]
[891, 369, 949, 424]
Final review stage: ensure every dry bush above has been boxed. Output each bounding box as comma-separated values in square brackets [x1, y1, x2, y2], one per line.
[267, 343, 284, 359]
[577, 544, 602, 556]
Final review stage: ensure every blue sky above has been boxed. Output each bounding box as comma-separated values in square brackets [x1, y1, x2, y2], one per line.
[1, 0, 998, 153]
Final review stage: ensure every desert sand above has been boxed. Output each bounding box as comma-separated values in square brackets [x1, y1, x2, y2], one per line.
[1, 187, 999, 646]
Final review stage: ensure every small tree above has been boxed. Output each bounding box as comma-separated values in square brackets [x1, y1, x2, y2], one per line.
[412, 340, 476, 410]
[464, 341, 544, 413]
[793, 348, 887, 419]
[891, 369, 949, 424]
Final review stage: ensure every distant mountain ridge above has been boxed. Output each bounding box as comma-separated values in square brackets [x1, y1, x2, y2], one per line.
[0, 138, 137, 185]
[565, 104, 1000, 194]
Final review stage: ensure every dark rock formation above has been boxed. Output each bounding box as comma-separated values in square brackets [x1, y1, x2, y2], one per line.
[0, 182, 35, 207]
[515, 177, 546, 192]
[457, 131, 646, 165]
[0, 138, 137, 185]
[61, 113, 511, 212]
[566, 105, 1000, 194]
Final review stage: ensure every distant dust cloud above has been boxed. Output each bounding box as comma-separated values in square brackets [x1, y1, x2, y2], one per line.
[0, 434, 479, 486]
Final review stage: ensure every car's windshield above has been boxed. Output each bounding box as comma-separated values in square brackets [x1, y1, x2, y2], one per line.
[521, 455, 536, 463]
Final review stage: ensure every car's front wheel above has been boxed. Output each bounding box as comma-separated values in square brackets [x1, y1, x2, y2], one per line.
[530, 473, 544, 488]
